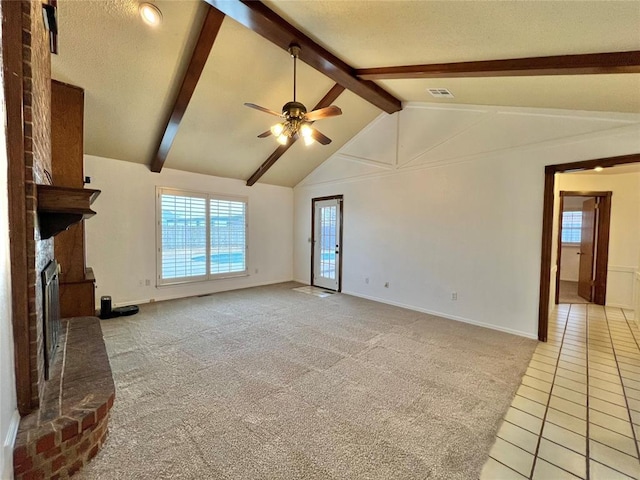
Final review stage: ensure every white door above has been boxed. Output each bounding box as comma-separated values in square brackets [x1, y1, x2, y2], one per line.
[313, 198, 341, 291]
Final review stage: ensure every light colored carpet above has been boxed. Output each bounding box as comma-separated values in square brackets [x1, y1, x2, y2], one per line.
[558, 280, 589, 304]
[76, 282, 536, 480]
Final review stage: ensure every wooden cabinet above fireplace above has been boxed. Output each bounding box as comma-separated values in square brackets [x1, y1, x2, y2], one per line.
[51, 80, 98, 317]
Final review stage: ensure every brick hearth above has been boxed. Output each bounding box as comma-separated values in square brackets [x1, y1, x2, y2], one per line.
[13, 318, 115, 479]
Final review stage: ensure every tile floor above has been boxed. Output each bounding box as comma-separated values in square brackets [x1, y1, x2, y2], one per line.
[292, 285, 336, 297]
[481, 304, 640, 479]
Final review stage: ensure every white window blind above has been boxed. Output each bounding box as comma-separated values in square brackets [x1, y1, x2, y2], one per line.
[210, 198, 246, 275]
[157, 188, 247, 285]
[561, 211, 582, 244]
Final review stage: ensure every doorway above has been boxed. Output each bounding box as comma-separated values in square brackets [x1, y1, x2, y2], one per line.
[538, 153, 639, 341]
[311, 195, 343, 291]
[555, 191, 611, 305]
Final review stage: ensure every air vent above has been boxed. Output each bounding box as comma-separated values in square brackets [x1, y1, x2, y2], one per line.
[427, 88, 454, 99]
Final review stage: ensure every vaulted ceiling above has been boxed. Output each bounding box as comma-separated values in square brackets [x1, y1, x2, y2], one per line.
[51, 0, 640, 187]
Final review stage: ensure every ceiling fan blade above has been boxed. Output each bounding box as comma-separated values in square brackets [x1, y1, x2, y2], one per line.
[304, 105, 342, 122]
[257, 130, 272, 138]
[311, 128, 332, 145]
[244, 103, 283, 118]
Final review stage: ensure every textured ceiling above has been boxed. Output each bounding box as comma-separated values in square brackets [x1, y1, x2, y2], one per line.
[51, 1, 640, 187]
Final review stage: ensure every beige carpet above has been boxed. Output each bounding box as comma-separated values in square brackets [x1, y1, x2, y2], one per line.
[558, 280, 589, 304]
[76, 282, 536, 480]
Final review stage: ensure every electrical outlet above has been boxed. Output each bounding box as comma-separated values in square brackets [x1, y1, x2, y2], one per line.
[365, 277, 369, 284]
[145, 279, 151, 286]
[255, 268, 259, 274]
[451, 292, 458, 301]
[384, 282, 389, 288]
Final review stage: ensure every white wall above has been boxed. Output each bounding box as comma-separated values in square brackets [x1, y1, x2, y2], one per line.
[294, 103, 640, 338]
[635, 269, 640, 329]
[84, 156, 294, 307]
[1, 69, 19, 479]
[556, 172, 640, 309]
[560, 245, 580, 281]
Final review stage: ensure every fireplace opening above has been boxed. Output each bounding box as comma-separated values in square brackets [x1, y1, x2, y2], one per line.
[42, 259, 60, 380]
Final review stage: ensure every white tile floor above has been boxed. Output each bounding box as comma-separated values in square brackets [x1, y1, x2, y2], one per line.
[481, 305, 640, 479]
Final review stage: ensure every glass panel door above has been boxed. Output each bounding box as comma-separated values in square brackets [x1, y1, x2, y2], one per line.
[313, 198, 341, 290]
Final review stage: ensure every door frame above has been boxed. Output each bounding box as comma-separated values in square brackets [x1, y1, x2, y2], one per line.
[538, 153, 639, 341]
[555, 191, 612, 305]
[311, 195, 343, 292]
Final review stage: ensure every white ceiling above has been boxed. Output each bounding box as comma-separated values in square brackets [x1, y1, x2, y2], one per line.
[299, 104, 640, 187]
[51, 1, 640, 187]
[573, 163, 640, 176]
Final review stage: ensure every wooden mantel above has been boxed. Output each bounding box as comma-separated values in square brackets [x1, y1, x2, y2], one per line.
[37, 184, 100, 239]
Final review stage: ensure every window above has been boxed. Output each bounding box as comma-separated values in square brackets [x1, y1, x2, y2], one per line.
[561, 211, 582, 244]
[157, 188, 247, 285]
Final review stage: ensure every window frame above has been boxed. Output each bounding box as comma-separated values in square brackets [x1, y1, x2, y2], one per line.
[560, 210, 582, 246]
[156, 187, 248, 286]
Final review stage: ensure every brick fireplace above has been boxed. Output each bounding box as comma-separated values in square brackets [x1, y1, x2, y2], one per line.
[3, 1, 114, 478]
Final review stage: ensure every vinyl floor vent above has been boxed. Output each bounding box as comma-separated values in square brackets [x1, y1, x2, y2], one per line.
[427, 88, 454, 98]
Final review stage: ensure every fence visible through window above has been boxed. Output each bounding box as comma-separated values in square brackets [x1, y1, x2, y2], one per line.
[158, 189, 247, 284]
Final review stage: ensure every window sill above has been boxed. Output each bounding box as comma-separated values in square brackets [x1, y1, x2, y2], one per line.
[157, 272, 249, 287]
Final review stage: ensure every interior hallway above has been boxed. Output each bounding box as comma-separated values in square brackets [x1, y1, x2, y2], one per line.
[481, 304, 640, 479]
[558, 281, 590, 305]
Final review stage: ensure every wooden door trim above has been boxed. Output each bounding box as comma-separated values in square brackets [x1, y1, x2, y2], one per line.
[311, 195, 343, 292]
[539, 154, 638, 342]
[554, 194, 565, 305]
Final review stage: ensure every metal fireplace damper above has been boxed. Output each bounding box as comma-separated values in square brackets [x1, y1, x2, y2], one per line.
[42, 260, 60, 380]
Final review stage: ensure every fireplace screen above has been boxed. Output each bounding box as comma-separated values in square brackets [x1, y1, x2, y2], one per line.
[42, 260, 60, 380]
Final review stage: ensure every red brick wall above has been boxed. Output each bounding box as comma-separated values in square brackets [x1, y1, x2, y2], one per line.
[13, 394, 114, 480]
[22, 0, 54, 406]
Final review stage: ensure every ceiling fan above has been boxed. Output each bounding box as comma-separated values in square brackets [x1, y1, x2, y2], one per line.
[244, 43, 342, 146]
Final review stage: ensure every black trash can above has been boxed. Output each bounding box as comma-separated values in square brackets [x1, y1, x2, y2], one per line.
[100, 296, 112, 319]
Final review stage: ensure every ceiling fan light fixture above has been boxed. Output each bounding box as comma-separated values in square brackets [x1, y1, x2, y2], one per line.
[244, 43, 341, 147]
[270, 123, 284, 136]
[139, 3, 162, 26]
[300, 123, 313, 139]
[594, 166, 604, 172]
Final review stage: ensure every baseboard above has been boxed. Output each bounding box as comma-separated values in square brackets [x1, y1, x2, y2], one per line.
[104, 278, 295, 308]
[341, 290, 538, 340]
[606, 302, 634, 310]
[2, 409, 20, 479]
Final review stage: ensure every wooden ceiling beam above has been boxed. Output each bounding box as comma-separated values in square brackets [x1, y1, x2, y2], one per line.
[246, 84, 346, 186]
[204, 0, 401, 114]
[356, 51, 640, 80]
[150, 6, 225, 173]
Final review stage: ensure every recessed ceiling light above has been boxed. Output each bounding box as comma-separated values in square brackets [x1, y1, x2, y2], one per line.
[139, 3, 162, 26]
[594, 166, 604, 172]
